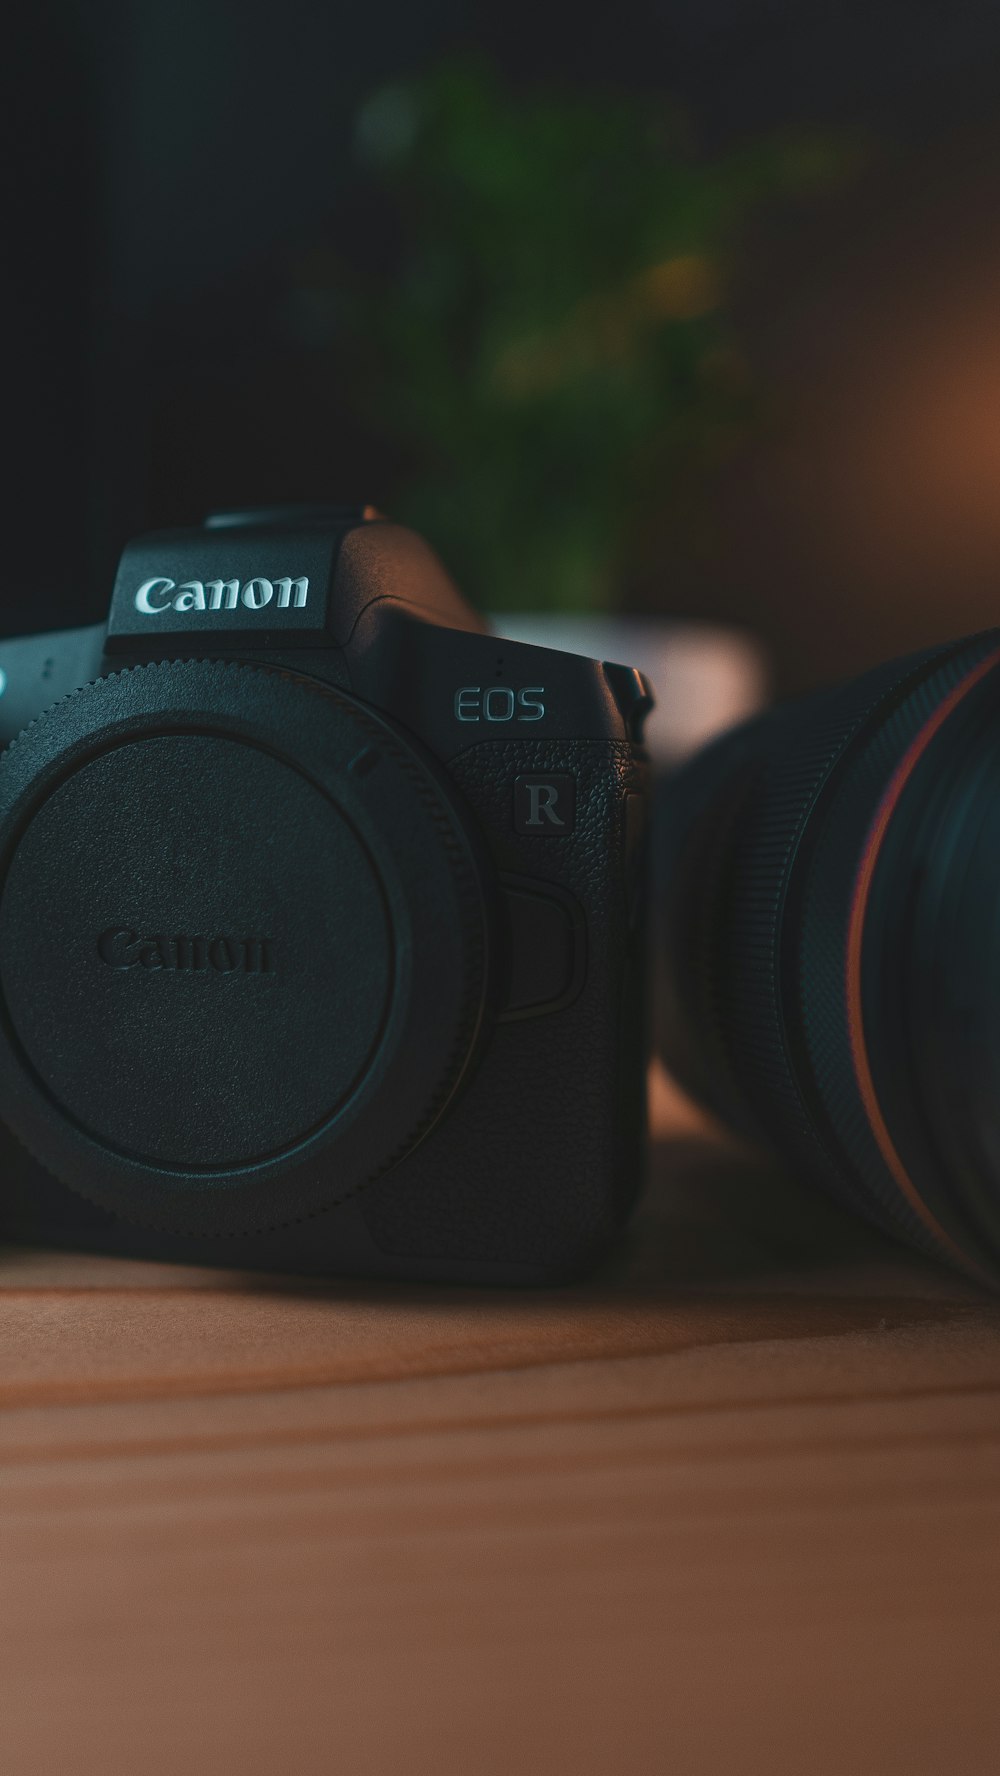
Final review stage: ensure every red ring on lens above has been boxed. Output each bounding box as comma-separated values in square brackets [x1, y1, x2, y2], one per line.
[844, 647, 1000, 1283]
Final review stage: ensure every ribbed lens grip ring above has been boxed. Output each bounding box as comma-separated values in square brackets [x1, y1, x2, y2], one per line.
[792, 636, 1000, 1279]
[703, 638, 1000, 1271]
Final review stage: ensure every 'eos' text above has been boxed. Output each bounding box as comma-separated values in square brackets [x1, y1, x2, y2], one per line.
[454, 686, 545, 723]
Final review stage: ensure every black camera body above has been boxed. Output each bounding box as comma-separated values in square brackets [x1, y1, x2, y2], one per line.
[0, 507, 652, 1282]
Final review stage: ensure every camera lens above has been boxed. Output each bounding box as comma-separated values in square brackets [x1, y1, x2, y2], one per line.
[656, 632, 1000, 1283]
[0, 660, 493, 1235]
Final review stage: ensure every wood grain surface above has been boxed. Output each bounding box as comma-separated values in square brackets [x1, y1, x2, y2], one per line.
[2, 1069, 999, 1776]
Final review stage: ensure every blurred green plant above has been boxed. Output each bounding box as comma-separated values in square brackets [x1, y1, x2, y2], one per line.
[348, 64, 853, 613]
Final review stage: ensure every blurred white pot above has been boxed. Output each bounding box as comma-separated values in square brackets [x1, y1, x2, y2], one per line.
[490, 615, 768, 765]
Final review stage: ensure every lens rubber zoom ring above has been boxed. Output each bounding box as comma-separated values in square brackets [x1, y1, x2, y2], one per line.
[792, 637, 1000, 1278]
[715, 639, 984, 1261]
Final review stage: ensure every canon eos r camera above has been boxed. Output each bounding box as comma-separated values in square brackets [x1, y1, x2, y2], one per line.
[0, 506, 652, 1282]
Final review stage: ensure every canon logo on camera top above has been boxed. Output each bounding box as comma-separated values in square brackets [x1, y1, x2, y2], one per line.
[134, 575, 309, 616]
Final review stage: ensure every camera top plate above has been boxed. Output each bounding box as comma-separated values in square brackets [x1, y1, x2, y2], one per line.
[106, 510, 486, 653]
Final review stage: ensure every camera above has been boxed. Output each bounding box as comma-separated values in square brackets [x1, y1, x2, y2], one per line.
[0, 506, 652, 1283]
[656, 630, 1000, 1287]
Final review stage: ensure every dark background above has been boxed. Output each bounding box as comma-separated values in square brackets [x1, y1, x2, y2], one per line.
[8, 0, 1000, 686]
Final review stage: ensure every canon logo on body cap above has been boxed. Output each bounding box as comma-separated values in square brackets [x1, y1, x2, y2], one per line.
[134, 576, 309, 615]
[98, 928, 274, 974]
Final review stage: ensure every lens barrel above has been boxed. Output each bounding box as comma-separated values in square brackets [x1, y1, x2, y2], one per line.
[656, 630, 1000, 1283]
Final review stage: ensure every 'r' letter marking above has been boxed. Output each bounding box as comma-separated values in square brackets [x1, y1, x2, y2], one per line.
[525, 783, 565, 828]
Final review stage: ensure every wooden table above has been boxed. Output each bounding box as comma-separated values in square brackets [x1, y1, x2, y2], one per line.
[2, 1068, 999, 1776]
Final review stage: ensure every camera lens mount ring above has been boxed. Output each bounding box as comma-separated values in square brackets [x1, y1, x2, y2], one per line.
[0, 658, 494, 1236]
